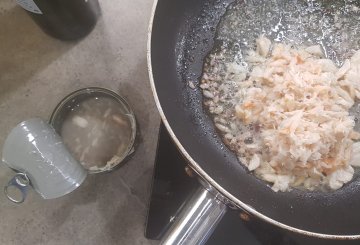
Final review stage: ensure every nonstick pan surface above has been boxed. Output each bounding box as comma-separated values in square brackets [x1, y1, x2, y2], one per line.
[148, 0, 360, 238]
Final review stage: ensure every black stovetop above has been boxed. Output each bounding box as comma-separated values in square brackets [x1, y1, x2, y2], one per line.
[145, 123, 359, 245]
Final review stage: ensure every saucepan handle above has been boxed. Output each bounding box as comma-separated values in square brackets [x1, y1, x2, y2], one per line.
[4, 172, 30, 204]
[160, 184, 227, 245]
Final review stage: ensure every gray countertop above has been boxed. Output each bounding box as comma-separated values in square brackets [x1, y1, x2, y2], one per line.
[0, 0, 160, 244]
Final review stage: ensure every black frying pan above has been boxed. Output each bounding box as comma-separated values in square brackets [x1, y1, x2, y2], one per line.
[148, 0, 360, 239]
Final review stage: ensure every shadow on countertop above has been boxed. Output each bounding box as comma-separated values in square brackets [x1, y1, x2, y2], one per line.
[0, 6, 75, 96]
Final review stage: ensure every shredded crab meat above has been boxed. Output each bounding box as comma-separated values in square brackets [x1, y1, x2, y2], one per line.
[201, 36, 360, 192]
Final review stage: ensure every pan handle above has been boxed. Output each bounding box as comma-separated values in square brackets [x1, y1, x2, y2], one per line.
[160, 184, 227, 245]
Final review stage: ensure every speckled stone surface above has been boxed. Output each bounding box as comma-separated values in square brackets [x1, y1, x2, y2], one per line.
[0, 0, 160, 244]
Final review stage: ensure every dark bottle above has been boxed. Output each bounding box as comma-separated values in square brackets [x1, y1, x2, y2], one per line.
[16, 0, 100, 40]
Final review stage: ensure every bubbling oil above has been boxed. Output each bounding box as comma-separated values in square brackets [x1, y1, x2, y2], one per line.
[207, 0, 360, 139]
[202, 0, 360, 187]
[215, 0, 360, 66]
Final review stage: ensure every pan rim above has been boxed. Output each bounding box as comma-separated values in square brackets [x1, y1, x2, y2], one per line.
[146, 0, 360, 239]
